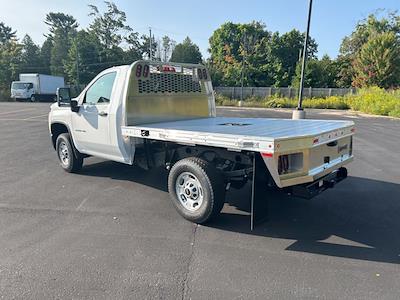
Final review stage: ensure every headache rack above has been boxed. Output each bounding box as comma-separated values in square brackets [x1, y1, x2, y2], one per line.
[125, 61, 216, 126]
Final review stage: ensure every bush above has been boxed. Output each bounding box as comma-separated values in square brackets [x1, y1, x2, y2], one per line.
[215, 87, 400, 117]
[345, 87, 400, 116]
[0, 88, 12, 102]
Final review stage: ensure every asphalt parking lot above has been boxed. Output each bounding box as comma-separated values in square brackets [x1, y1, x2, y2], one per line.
[1, 102, 400, 299]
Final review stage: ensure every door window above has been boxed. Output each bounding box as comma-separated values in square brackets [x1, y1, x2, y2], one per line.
[85, 72, 117, 105]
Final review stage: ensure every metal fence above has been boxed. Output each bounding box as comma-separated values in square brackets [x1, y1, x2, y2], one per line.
[214, 86, 357, 99]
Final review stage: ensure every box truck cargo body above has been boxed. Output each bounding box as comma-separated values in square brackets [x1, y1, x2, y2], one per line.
[11, 74, 65, 102]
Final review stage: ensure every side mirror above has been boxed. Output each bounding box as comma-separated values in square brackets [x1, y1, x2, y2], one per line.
[57, 87, 71, 107]
[70, 99, 80, 113]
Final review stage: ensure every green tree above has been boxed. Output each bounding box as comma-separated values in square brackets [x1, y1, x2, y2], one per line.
[161, 35, 175, 62]
[353, 32, 400, 88]
[291, 55, 338, 88]
[338, 11, 400, 87]
[209, 22, 318, 87]
[140, 34, 158, 60]
[0, 22, 20, 91]
[0, 40, 22, 89]
[64, 30, 103, 85]
[209, 21, 272, 86]
[0, 22, 16, 45]
[19, 35, 42, 73]
[88, 1, 132, 49]
[40, 38, 53, 74]
[44, 12, 78, 76]
[269, 29, 318, 86]
[125, 31, 142, 62]
[340, 12, 400, 57]
[45, 12, 79, 39]
[335, 55, 354, 87]
[170, 37, 202, 64]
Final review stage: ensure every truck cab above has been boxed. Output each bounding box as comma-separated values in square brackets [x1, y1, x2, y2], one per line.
[11, 81, 34, 101]
[49, 60, 354, 228]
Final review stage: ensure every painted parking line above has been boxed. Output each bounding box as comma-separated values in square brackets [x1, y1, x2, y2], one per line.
[0, 108, 37, 115]
[0, 118, 47, 122]
[24, 114, 49, 120]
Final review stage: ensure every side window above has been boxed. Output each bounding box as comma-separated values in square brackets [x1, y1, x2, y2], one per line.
[85, 72, 117, 105]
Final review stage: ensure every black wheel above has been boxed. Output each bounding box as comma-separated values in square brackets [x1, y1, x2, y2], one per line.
[30, 95, 36, 102]
[168, 157, 225, 224]
[56, 133, 83, 173]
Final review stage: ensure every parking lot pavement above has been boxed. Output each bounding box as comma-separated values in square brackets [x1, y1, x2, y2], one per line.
[0, 102, 400, 299]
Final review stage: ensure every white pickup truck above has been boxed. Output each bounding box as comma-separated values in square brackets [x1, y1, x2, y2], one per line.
[49, 61, 354, 228]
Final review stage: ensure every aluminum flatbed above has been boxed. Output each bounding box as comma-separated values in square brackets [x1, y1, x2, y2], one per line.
[50, 60, 355, 229]
[121, 116, 355, 154]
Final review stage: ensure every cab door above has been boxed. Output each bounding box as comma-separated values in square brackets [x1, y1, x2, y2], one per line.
[71, 71, 117, 157]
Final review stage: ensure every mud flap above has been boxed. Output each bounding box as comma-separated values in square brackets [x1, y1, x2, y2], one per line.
[250, 153, 269, 230]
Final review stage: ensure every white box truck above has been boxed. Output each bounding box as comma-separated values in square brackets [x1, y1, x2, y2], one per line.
[11, 74, 65, 102]
[49, 61, 354, 229]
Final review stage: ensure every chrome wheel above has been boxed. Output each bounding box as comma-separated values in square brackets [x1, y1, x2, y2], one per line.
[175, 172, 204, 212]
[58, 141, 70, 166]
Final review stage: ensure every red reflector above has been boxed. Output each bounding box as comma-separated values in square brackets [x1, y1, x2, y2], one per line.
[351, 128, 355, 132]
[261, 152, 273, 158]
[313, 138, 319, 144]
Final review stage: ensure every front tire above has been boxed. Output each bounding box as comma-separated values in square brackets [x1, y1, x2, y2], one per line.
[168, 157, 225, 224]
[56, 133, 83, 173]
[30, 95, 36, 102]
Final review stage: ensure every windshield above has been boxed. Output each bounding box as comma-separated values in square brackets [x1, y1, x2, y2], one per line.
[12, 82, 33, 89]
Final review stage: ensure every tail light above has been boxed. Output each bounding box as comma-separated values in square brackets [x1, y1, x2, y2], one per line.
[278, 153, 303, 175]
[135, 64, 142, 77]
[143, 64, 149, 77]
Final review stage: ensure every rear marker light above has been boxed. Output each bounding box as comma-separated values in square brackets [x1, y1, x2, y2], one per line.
[313, 138, 319, 144]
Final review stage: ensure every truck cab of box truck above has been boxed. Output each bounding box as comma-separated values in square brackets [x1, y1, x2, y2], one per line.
[10, 81, 34, 101]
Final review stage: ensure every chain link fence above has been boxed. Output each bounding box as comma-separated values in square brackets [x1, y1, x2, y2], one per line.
[214, 86, 357, 99]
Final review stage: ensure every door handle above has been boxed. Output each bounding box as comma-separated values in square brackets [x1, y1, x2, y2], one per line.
[98, 111, 108, 117]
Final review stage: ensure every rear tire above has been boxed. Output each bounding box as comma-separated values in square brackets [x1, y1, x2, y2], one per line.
[56, 133, 83, 173]
[168, 157, 225, 224]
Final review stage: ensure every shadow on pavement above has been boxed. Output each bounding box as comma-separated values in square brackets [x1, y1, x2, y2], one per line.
[80, 160, 400, 264]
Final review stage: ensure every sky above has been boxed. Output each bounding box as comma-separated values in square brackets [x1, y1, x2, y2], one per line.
[1, 0, 399, 59]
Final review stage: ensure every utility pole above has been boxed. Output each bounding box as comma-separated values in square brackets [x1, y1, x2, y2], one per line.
[293, 0, 313, 120]
[76, 50, 80, 87]
[149, 27, 152, 60]
[239, 33, 248, 107]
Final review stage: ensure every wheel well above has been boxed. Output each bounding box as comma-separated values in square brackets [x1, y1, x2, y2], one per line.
[50, 123, 69, 149]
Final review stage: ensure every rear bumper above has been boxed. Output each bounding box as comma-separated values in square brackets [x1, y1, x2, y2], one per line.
[278, 155, 353, 188]
[289, 167, 348, 199]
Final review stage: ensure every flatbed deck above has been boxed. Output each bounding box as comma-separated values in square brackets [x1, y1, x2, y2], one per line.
[122, 117, 355, 153]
